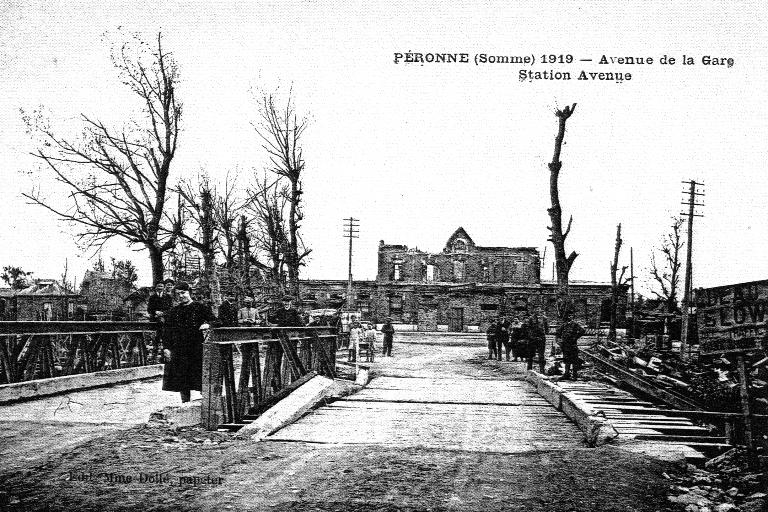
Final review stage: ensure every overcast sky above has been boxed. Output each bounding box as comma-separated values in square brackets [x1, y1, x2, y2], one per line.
[1, 1, 766, 296]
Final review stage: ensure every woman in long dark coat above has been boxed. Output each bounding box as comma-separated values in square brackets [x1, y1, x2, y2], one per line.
[162, 282, 217, 402]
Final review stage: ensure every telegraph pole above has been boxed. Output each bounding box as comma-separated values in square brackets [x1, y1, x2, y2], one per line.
[679, 180, 704, 359]
[343, 217, 359, 311]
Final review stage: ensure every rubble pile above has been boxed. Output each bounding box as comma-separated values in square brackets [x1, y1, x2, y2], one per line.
[589, 337, 768, 415]
[665, 448, 767, 512]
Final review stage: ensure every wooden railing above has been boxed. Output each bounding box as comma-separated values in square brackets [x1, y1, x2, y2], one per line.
[201, 326, 338, 430]
[0, 321, 160, 384]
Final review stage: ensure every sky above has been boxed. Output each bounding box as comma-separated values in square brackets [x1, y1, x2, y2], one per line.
[0, 1, 766, 297]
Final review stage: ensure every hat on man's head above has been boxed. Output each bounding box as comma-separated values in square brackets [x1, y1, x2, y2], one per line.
[175, 282, 191, 292]
[163, 278, 175, 285]
[282, 295, 294, 302]
[244, 296, 254, 303]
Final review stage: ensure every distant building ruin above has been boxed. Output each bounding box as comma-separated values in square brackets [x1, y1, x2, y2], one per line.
[301, 227, 625, 332]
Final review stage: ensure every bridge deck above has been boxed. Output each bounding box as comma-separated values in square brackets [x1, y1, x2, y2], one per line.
[269, 375, 582, 452]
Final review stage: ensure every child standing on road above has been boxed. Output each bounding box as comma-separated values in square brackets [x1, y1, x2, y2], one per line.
[349, 321, 363, 362]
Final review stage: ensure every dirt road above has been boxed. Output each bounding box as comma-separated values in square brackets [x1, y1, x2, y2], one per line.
[0, 335, 679, 511]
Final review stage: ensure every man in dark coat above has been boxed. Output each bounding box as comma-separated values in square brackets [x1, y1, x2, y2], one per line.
[147, 282, 168, 322]
[268, 296, 304, 327]
[217, 295, 238, 327]
[265, 296, 304, 390]
[381, 317, 395, 357]
[147, 282, 173, 363]
[557, 313, 586, 380]
[162, 282, 217, 403]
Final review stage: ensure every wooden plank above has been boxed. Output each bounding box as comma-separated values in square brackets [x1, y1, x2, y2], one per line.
[0, 321, 157, 335]
[206, 326, 336, 345]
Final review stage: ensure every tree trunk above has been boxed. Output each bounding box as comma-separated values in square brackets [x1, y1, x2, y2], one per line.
[148, 245, 164, 285]
[287, 179, 300, 299]
[200, 187, 216, 304]
[546, 104, 578, 323]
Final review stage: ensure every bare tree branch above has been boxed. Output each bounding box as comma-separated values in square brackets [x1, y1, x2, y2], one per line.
[23, 32, 182, 284]
[648, 216, 684, 313]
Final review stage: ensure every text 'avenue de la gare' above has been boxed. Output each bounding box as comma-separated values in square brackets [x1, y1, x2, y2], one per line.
[393, 52, 735, 68]
[392, 52, 735, 83]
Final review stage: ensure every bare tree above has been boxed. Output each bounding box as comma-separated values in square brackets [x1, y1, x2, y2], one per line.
[246, 175, 289, 295]
[176, 177, 217, 300]
[22, 33, 182, 285]
[253, 90, 311, 299]
[214, 171, 243, 269]
[546, 104, 578, 320]
[649, 217, 684, 313]
[609, 223, 630, 341]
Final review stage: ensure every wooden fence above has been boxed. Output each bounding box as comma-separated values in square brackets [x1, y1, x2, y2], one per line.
[0, 321, 160, 384]
[202, 326, 338, 430]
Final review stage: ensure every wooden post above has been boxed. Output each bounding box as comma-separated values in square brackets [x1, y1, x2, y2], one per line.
[223, 346, 237, 423]
[236, 345, 252, 418]
[201, 339, 224, 430]
[737, 354, 754, 456]
[252, 342, 263, 405]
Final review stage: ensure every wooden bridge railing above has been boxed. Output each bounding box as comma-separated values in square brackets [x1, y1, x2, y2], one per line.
[0, 321, 161, 384]
[202, 326, 338, 430]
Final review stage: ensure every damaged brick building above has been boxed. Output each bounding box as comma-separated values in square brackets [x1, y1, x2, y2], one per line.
[301, 227, 624, 332]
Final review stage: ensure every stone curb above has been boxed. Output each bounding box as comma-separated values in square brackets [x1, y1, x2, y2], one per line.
[526, 370, 619, 447]
[0, 364, 164, 404]
[149, 399, 202, 427]
[236, 375, 337, 441]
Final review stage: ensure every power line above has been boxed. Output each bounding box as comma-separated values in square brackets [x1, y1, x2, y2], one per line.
[679, 180, 704, 358]
[343, 217, 359, 311]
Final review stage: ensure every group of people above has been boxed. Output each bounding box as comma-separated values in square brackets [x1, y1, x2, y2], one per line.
[486, 310, 585, 380]
[217, 295, 264, 327]
[348, 318, 395, 362]
[147, 282, 305, 403]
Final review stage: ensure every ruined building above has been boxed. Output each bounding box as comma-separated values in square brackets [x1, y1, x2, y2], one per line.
[302, 227, 624, 331]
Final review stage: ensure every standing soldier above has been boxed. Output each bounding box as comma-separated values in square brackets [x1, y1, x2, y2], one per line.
[486, 319, 498, 360]
[381, 317, 395, 357]
[557, 312, 586, 380]
[525, 310, 547, 372]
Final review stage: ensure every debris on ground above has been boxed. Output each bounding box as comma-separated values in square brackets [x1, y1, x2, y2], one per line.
[665, 448, 767, 512]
